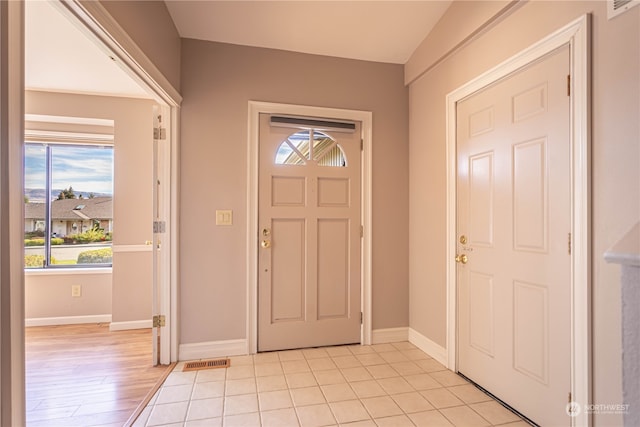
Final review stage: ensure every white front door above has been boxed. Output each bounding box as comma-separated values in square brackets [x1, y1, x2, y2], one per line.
[258, 113, 361, 351]
[457, 46, 571, 425]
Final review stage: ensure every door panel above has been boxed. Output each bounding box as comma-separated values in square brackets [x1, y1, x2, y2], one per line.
[468, 152, 494, 247]
[272, 177, 306, 206]
[513, 280, 549, 384]
[468, 271, 494, 357]
[271, 219, 306, 323]
[258, 114, 361, 351]
[317, 219, 350, 319]
[513, 138, 548, 251]
[457, 46, 571, 425]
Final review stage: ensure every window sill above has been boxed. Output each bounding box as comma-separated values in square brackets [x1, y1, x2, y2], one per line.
[25, 267, 112, 276]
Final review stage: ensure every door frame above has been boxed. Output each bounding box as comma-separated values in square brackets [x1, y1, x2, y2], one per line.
[445, 15, 591, 426]
[2, 8, 181, 423]
[247, 101, 373, 354]
[57, 1, 182, 365]
[2, 1, 27, 424]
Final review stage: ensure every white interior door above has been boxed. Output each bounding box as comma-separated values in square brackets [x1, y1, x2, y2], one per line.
[258, 113, 362, 351]
[152, 108, 171, 365]
[457, 46, 571, 425]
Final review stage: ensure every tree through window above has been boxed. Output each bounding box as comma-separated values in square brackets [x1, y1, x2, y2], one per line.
[24, 143, 114, 268]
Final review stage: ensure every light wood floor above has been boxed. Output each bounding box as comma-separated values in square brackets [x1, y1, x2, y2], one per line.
[26, 323, 172, 427]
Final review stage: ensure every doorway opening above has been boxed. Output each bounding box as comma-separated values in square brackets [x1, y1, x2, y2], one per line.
[445, 15, 590, 427]
[257, 114, 362, 351]
[456, 45, 571, 425]
[23, 1, 179, 425]
[247, 101, 373, 354]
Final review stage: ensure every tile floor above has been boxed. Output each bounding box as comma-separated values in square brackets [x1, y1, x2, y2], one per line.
[133, 342, 530, 427]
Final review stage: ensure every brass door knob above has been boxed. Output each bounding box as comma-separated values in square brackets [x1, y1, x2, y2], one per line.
[455, 254, 468, 264]
[261, 240, 271, 249]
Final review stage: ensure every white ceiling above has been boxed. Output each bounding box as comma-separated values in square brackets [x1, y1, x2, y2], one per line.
[165, 1, 452, 64]
[25, 1, 452, 97]
[25, 0, 150, 98]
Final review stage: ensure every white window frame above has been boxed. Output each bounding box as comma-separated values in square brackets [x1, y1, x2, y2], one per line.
[23, 136, 115, 270]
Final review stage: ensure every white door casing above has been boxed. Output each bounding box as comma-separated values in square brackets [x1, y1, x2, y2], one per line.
[445, 15, 591, 427]
[457, 46, 571, 425]
[2, 1, 26, 424]
[257, 114, 361, 351]
[247, 101, 373, 354]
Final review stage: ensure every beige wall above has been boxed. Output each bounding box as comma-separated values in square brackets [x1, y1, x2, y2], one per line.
[408, 1, 639, 425]
[92, 4, 638, 421]
[99, 0, 181, 93]
[25, 272, 111, 319]
[179, 40, 409, 344]
[405, 0, 517, 85]
[25, 91, 156, 324]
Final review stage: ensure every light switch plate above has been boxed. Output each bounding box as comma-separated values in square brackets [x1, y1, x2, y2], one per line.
[71, 284, 82, 297]
[216, 210, 233, 226]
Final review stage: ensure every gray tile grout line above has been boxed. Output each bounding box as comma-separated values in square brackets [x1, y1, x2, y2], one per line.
[143, 343, 520, 427]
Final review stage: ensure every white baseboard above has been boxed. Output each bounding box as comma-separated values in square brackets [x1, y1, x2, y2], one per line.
[371, 327, 409, 344]
[408, 327, 448, 366]
[25, 314, 112, 327]
[179, 339, 248, 361]
[109, 320, 152, 331]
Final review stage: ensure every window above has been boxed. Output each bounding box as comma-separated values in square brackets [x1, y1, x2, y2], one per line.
[275, 130, 347, 167]
[24, 143, 114, 268]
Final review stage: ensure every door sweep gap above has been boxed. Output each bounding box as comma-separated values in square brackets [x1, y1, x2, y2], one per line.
[457, 372, 539, 426]
[183, 358, 231, 372]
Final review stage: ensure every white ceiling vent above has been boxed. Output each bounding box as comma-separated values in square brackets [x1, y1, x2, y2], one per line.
[608, 0, 640, 19]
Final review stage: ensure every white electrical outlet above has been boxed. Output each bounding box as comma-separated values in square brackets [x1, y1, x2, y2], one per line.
[71, 284, 82, 297]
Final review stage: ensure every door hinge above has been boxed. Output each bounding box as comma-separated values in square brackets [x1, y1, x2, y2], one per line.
[153, 315, 166, 328]
[567, 392, 574, 413]
[154, 127, 167, 140]
[360, 312, 363, 324]
[153, 220, 166, 234]
[568, 232, 572, 255]
[360, 225, 364, 238]
[567, 75, 571, 96]
[360, 139, 364, 151]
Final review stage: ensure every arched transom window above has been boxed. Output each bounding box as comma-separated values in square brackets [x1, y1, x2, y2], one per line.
[275, 130, 347, 167]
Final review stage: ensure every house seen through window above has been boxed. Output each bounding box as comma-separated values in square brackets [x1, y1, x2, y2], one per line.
[24, 143, 114, 268]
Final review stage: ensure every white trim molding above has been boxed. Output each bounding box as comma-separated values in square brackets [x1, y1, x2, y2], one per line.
[25, 314, 112, 328]
[111, 244, 153, 253]
[372, 327, 409, 344]
[109, 319, 152, 331]
[25, 267, 112, 276]
[445, 15, 591, 426]
[179, 339, 248, 362]
[408, 328, 448, 366]
[1, 1, 26, 424]
[246, 101, 373, 354]
[58, 1, 182, 106]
